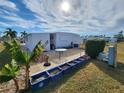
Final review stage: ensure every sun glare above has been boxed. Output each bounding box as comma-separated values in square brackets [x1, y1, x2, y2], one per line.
[60, 1, 70, 12]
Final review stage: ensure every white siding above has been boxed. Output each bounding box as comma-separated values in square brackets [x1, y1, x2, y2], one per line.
[55, 32, 81, 48]
[25, 32, 81, 51]
[25, 33, 50, 51]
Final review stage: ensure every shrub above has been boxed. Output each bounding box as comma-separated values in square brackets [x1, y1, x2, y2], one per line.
[85, 39, 106, 59]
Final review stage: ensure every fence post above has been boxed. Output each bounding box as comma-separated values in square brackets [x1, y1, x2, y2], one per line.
[108, 45, 117, 68]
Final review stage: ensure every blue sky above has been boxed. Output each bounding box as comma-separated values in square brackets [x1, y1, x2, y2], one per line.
[0, 0, 124, 36]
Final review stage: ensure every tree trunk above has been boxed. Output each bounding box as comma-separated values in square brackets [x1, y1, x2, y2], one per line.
[13, 78, 19, 93]
[25, 64, 30, 90]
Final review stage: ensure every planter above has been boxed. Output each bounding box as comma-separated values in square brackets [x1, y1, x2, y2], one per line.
[85, 56, 90, 60]
[30, 71, 50, 90]
[77, 58, 86, 62]
[80, 55, 90, 61]
[30, 56, 90, 90]
[73, 60, 84, 66]
[67, 61, 78, 69]
[59, 63, 72, 74]
[47, 67, 63, 80]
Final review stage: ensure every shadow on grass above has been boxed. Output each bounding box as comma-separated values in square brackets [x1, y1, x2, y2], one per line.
[26, 62, 90, 93]
[93, 60, 124, 85]
[0, 43, 12, 69]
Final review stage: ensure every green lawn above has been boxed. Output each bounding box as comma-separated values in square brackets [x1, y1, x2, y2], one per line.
[27, 42, 124, 93]
[117, 42, 124, 62]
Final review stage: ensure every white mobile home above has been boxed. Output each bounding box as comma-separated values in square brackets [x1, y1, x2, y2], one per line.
[55, 32, 81, 48]
[25, 33, 50, 51]
[25, 32, 81, 51]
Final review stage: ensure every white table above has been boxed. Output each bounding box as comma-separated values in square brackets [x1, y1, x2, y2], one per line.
[55, 48, 67, 59]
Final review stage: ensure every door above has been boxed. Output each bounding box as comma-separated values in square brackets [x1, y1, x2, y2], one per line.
[50, 33, 56, 50]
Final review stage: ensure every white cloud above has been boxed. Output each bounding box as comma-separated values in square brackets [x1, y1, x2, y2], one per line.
[22, 0, 124, 34]
[0, 21, 9, 27]
[0, 0, 18, 10]
[1, 0, 124, 35]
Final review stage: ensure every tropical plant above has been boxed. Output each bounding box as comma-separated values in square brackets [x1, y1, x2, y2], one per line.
[3, 28, 17, 40]
[0, 59, 20, 92]
[20, 31, 28, 38]
[114, 30, 124, 41]
[1, 35, 9, 42]
[9, 39, 45, 89]
[20, 31, 28, 43]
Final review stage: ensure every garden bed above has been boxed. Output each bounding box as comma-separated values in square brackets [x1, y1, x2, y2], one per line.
[67, 61, 78, 69]
[74, 59, 85, 66]
[30, 55, 90, 90]
[59, 63, 71, 74]
[31, 74, 48, 84]
[67, 61, 77, 66]
[74, 60, 82, 64]
[47, 67, 62, 80]
[80, 55, 90, 60]
[30, 71, 50, 90]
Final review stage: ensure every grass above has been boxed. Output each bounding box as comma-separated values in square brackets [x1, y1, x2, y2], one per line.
[27, 42, 124, 93]
[0, 42, 124, 93]
[117, 42, 124, 62]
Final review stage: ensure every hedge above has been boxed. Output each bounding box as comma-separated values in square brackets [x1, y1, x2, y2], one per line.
[85, 39, 106, 59]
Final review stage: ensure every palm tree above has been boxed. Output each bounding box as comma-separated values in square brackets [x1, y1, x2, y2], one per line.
[20, 31, 28, 43]
[114, 30, 124, 41]
[0, 59, 20, 92]
[118, 30, 124, 39]
[20, 31, 28, 38]
[4, 28, 17, 40]
[9, 39, 45, 89]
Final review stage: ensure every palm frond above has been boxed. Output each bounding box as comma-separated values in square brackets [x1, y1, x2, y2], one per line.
[0, 59, 19, 83]
[9, 39, 30, 64]
[30, 41, 45, 62]
[3, 41, 12, 50]
[9, 39, 21, 58]
[15, 50, 30, 65]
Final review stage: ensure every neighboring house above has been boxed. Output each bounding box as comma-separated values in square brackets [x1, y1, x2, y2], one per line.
[25, 32, 81, 51]
[109, 37, 117, 43]
[81, 35, 113, 42]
